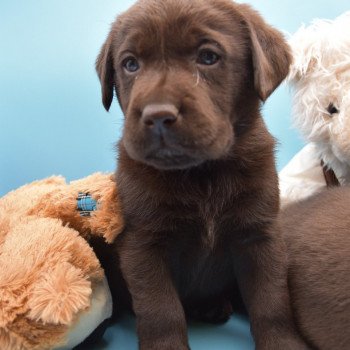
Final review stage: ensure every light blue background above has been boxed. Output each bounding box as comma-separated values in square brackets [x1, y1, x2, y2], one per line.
[1, 1, 349, 349]
[1, 0, 349, 197]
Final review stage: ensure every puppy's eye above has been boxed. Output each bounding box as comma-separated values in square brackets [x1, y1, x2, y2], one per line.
[197, 50, 220, 65]
[122, 57, 140, 73]
[327, 103, 339, 116]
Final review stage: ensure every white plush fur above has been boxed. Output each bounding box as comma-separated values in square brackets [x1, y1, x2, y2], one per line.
[279, 143, 325, 207]
[288, 12, 350, 184]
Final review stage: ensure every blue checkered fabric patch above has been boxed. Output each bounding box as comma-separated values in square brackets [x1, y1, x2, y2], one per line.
[77, 192, 97, 217]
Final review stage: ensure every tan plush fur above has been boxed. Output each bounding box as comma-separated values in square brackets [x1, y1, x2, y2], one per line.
[28, 173, 123, 243]
[0, 173, 123, 350]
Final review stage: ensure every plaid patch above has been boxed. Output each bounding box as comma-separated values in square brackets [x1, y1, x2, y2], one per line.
[77, 192, 97, 217]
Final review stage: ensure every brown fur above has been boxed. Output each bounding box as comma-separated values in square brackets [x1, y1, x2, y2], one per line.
[96, 0, 308, 349]
[281, 187, 350, 350]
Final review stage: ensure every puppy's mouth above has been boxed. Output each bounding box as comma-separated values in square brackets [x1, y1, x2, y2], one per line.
[122, 103, 234, 171]
[144, 147, 203, 170]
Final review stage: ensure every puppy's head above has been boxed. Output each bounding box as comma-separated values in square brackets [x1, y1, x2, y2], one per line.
[97, 0, 291, 170]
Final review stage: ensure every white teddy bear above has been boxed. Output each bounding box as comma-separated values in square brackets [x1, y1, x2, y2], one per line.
[280, 12, 350, 207]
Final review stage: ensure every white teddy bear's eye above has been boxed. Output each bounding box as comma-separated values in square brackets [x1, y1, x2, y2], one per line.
[327, 103, 339, 116]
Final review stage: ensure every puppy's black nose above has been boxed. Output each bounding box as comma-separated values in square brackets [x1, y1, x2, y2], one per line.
[141, 104, 178, 133]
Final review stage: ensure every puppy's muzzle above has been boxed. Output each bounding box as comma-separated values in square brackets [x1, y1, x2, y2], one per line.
[142, 103, 179, 136]
[137, 103, 203, 169]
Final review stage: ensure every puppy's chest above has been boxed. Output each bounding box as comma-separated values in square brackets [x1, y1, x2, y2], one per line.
[168, 202, 236, 296]
[178, 196, 236, 251]
[197, 202, 221, 250]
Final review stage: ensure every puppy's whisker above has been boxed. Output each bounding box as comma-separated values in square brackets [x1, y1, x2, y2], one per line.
[192, 69, 200, 87]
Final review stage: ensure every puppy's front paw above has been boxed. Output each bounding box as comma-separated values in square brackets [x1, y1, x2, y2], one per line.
[256, 333, 311, 350]
[144, 346, 190, 350]
[140, 339, 190, 350]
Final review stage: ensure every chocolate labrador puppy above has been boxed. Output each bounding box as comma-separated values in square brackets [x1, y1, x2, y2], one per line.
[96, 0, 308, 349]
[282, 187, 350, 350]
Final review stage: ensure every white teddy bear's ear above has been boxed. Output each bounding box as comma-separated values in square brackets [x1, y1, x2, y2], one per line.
[287, 20, 331, 82]
[288, 11, 350, 83]
[287, 25, 314, 81]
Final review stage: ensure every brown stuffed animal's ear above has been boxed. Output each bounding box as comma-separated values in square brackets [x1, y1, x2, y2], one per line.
[238, 4, 292, 101]
[96, 34, 115, 111]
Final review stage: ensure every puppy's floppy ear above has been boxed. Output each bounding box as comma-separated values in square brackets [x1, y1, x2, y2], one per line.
[238, 4, 292, 101]
[96, 33, 115, 111]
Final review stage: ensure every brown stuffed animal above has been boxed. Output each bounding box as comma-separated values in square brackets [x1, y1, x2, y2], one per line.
[0, 173, 123, 350]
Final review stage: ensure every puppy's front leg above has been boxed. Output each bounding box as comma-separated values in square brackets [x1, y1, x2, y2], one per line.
[233, 225, 309, 350]
[118, 233, 189, 350]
